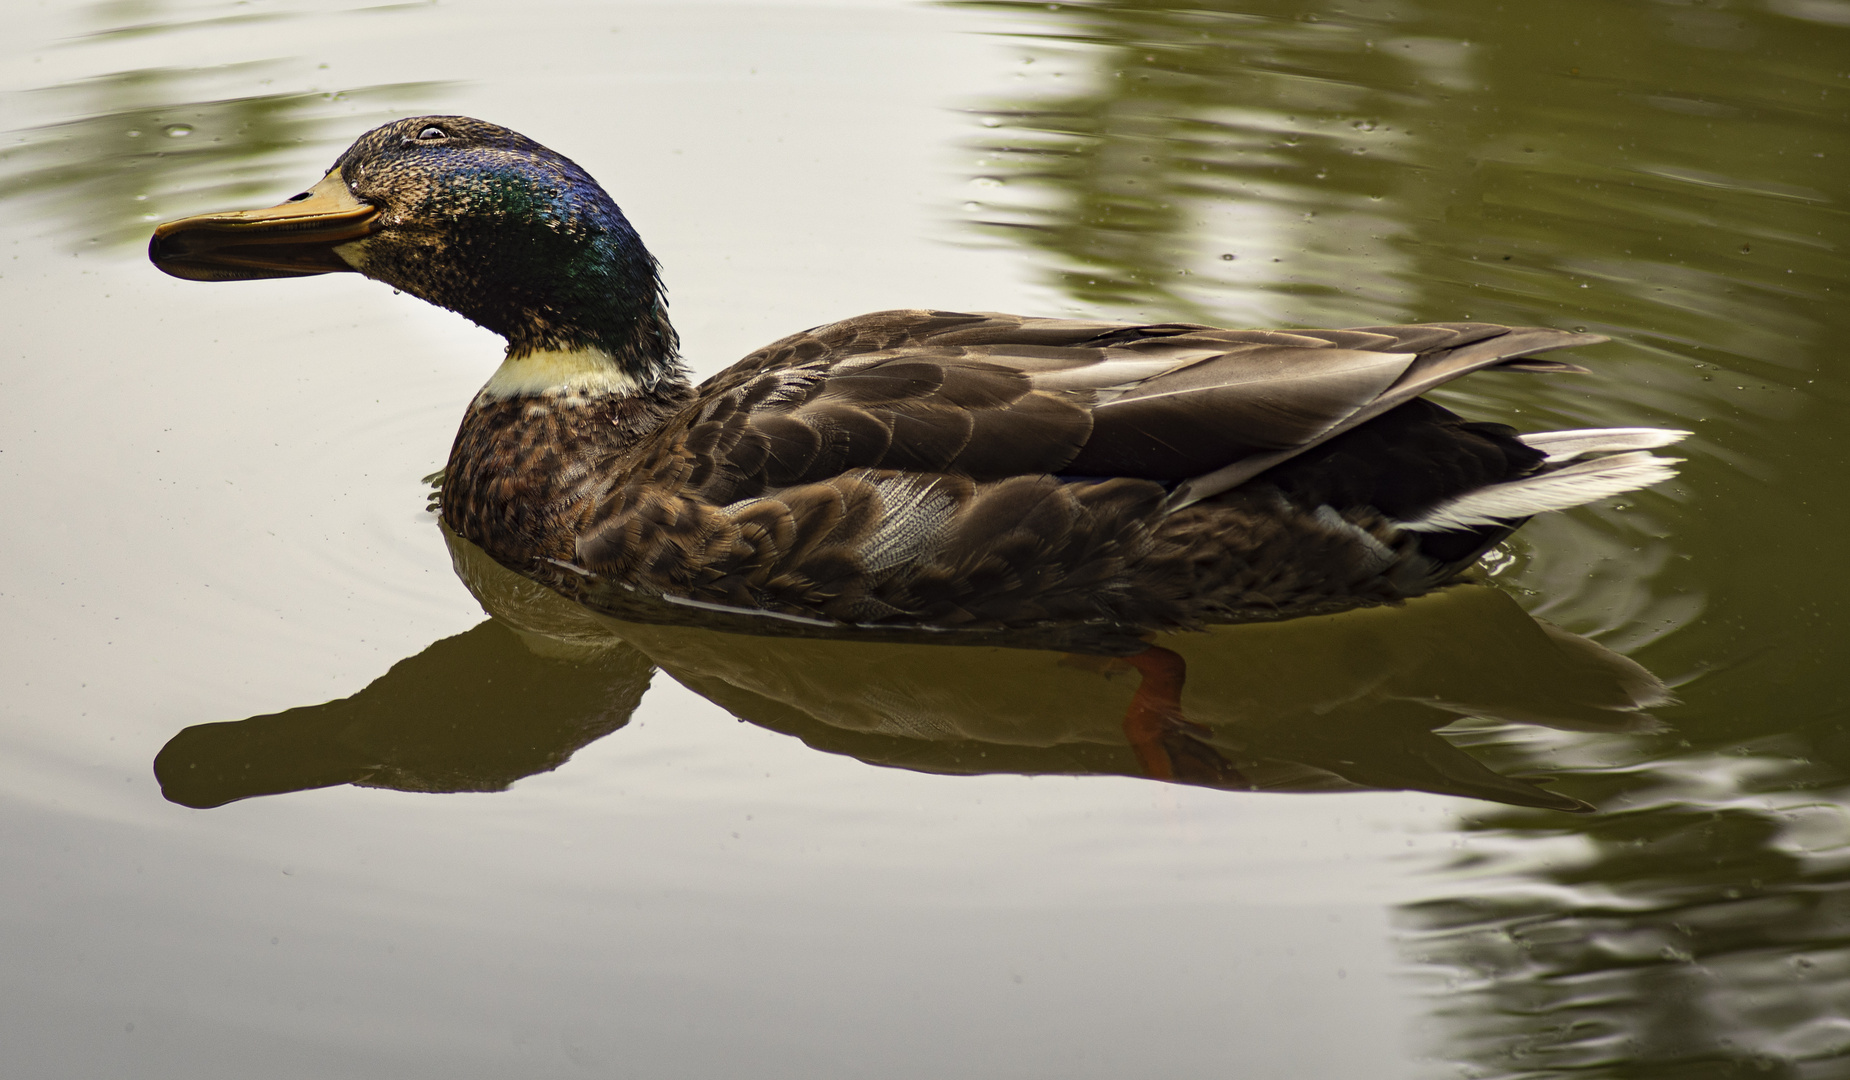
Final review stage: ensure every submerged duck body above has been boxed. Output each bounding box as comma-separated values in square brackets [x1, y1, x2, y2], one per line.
[151, 116, 1686, 654]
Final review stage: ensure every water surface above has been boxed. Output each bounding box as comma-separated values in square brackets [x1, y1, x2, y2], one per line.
[2, 0, 1847, 1076]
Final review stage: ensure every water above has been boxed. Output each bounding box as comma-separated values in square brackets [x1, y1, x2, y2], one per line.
[2, 0, 1847, 1076]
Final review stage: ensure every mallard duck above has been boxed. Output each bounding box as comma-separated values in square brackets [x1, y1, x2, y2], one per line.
[149, 115, 1687, 659]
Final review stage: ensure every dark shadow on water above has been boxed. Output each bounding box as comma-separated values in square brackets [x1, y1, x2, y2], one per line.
[156, 528, 1666, 817]
[154, 619, 655, 808]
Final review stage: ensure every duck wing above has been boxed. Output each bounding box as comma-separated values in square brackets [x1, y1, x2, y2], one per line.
[566, 310, 1603, 632]
[623, 308, 1603, 507]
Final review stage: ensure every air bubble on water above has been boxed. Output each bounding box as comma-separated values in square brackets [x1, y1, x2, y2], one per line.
[164, 124, 194, 138]
[963, 201, 981, 212]
[980, 117, 1001, 128]
[1220, 253, 1235, 260]
[125, 129, 142, 138]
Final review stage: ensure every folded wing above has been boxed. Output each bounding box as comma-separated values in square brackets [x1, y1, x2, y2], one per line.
[618, 308, 1604, 510]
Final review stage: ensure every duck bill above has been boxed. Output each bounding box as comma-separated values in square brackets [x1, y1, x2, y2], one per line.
[149, 170, 381, 282]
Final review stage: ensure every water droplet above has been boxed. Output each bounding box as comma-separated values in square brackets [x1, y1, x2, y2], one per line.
[1740, 243, 1752, 253]
[125, 129, 142, 138]
[164, 124, 194, 138]
[963, 201, 981, 212]
[970, 176, 1003, 189]
[1574, 326, 1587, 332]
[1220, 253, 1235, 260]
[980, 117, 1001, 128]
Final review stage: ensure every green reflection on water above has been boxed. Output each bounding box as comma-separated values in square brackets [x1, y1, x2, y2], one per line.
[64, 0, 433, 45]
[954, 0, 1850, 1075]
[0, 3, 448, 249]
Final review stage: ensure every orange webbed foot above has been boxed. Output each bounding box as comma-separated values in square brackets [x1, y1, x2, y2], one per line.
[1117, 645, 1250, 789]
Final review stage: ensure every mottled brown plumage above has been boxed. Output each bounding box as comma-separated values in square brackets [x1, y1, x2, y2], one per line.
[436, 309, 1614, 653]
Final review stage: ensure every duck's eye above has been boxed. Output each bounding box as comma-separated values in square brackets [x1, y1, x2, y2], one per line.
[416, 125, 448, 141]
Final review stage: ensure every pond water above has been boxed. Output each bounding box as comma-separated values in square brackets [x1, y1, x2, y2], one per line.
[3, 0, 1847, 1076]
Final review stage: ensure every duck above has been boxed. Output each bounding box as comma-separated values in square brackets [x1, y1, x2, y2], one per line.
[148, 115, 1688, 662]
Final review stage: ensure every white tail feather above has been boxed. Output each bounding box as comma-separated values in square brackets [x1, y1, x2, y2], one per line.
[1401, 451, 1682, 533]
[1518, 426, 1691, 463]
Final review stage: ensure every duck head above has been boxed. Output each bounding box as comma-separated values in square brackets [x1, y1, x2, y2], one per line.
[150, 116, 680, 384]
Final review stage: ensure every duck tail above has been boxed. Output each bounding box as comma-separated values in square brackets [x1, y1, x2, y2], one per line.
[1515, 426, 1692, 463]
[1399, 427, 1690, 533]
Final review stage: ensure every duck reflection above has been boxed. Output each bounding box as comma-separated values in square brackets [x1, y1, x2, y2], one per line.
[156, 526, 1667, 811]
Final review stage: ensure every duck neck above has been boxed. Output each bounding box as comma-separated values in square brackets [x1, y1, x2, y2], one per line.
[497, 278, 685, 392]
[481, 343, 684, 400]
[481, 250, 689, 399]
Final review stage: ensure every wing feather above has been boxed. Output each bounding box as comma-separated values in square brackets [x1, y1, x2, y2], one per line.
[574, 309, 1609, 613]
